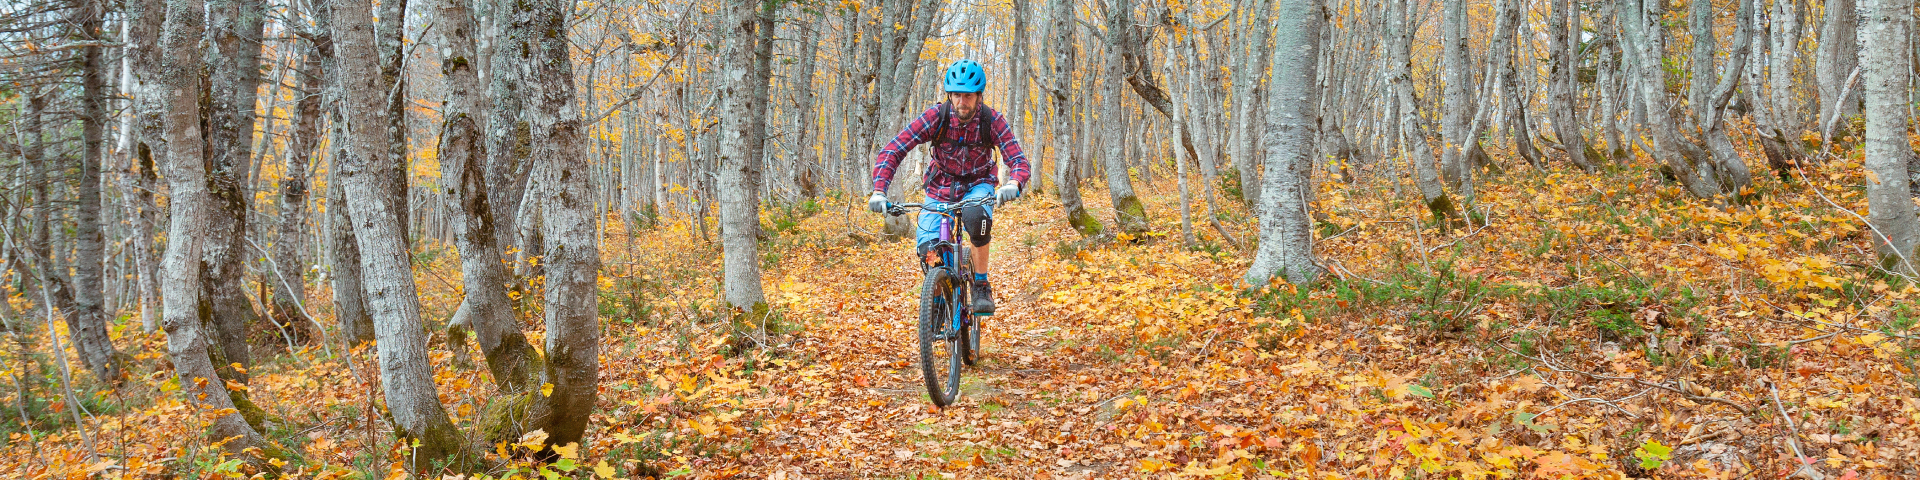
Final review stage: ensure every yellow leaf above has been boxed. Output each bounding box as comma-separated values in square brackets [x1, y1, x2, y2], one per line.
[542, 382, 556, 397]
[1138, 458, 1169, 472]
[593, 459, 617, 478]
[517, 429, 550, 450]
[552, 442, 580, 460]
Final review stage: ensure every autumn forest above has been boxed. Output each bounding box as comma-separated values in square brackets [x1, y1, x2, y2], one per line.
[1, 0, 1919, 476]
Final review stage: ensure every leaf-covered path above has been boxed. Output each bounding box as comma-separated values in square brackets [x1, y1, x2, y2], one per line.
[9, 162, 1920, 479]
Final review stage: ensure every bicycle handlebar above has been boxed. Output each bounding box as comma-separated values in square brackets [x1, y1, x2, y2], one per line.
[884, 196, 999, 217]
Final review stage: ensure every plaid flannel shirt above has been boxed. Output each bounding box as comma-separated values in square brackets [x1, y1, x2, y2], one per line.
[871, 104, 1031, 202]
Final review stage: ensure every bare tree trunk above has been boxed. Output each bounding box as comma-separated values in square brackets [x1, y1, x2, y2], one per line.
[1389, 0, 1459, 222]
[522, 0, 602, 453]
[1439, 0, 1473, 191]
[1695, 0, 1757, 200]
[1622, 0, 1725, 199]
[128, 0, 167, 335]
[331, 0, 471, 467]
[66, 0, 123, 383]
[1009, 0, 1031, 193]
[1101, 0, 1148, 234]
[487, 0, 536, 264]
[1247, 0, 1325, 286]
[1862, 0, 1920, 274]
[1818, 0, 1862, 131]
[379, 0, 411, 244]
[435, 0, 538, 392]
[719, 0, 769, 310]
[316, 0, 375, 347]
[1770, 0, 1806, 132]
[1549, 0, 1596, 171]
[272, 20, 330, 344]
[1492, 0, 1543, 166]
[1048, 0, 1100, 237]
[204, 0, 269, 378]
[792, 9, 822, 199]
[1229, 0, 1275, 206]
[159, 0, 268, 454]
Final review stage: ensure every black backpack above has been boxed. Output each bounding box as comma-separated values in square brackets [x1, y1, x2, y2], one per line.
[930, 102, 997, 149]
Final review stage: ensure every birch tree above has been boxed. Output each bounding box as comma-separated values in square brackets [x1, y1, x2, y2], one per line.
[1389, 0, 1459, 223]
[1228, 0, 1274, 206]
[1548, 0, 1596, 172]
[1100, 0, 1149, 234]
[1816, 0, 1860, 133]
[718, 0, 769, 312]
[330, 0, 471, 467]
[436, 0, 538, 392]
[1246, 0, 1324, 287]
[158, 0, 269, 455]
[519, 0, 604, 453]
[1048, 0, 1102, 237]
[1860, 0, 1920, 274]
[204, 0, 270, 377]
[66, 0, 123, 383]
[271, 7, 332, 343]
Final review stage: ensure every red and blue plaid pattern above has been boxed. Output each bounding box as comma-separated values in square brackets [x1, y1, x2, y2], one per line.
[872, 104, 1031, 202]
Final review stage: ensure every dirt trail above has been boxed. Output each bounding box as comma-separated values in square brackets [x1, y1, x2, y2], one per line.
[748, 200, 1129, 478]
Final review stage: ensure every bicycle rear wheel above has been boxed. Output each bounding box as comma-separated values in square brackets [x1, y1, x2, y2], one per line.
[918, 268, 964, 407]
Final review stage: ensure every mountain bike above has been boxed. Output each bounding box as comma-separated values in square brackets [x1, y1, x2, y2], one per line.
[885, 196, 995, 407]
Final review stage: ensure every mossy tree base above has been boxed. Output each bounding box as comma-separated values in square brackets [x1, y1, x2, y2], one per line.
[1067, 206, 1104, 238]
[1114, 195, 1150, 235]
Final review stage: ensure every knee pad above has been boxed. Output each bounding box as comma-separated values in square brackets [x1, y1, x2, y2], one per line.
[961, 206, 992, 247]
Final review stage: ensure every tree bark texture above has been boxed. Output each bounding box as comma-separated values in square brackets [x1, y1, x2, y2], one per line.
[380, 0, 412, 244]
[1389, 0, 1458, 222]
[487, 0, 537, 262]
[271, 19, 331, 344]
[1818, 0, 1862, 127]
[720, 0, 769, 309]
[1491, 0, 1542, 166]
[200, 0, 270, 380]
[330, 0, 470, 468]
[1621, 0, 1721, 199]
[1050, 0, 1100, 237]
[128, 0, 170, 334]
[159, 0, 267, 453]
[1695, 0, 1757, 200]
[436, 0, 538, 393]
[1102, 0, 1149, 234]
[1247, 0, 1325, 287]
[1439, 0, 1474, 192]
[524, 0, 603, 452]
[66, 0, 124, 383]
[1549, 0, 1595, 172]
[792, 9, 822, 198]
[1229, 0, 1275, 206]
[1861, 0, 1920, 273]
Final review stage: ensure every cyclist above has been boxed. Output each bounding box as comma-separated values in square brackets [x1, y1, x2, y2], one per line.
[867, 59, 1032, 315]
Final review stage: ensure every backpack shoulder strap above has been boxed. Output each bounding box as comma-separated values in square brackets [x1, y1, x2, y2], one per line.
[976, 105, 996, 147]
[931, 102, 952, 147]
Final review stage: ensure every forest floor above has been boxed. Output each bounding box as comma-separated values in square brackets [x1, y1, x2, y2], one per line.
[6, 150, 1920, 479]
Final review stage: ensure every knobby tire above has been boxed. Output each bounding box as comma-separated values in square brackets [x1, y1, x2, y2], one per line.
[919, 267, 963, 407]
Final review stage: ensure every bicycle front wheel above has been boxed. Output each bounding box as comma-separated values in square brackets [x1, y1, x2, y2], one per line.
[918, 268, 963, 407]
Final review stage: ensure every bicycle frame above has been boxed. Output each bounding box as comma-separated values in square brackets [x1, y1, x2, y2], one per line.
[889, 196, 997, 331]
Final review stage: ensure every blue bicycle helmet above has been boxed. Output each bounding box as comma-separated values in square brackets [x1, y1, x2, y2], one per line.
[943, 60, 986, 93]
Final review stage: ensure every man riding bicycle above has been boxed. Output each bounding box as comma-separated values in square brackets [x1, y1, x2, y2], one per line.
[867, 59, 1032, 315]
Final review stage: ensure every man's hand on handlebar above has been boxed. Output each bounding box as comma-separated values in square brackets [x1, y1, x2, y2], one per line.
[868, 191, 889, 213]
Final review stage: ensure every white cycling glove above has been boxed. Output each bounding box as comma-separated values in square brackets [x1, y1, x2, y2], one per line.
[867, 191, 889, 213]
[995, 183, 1021, 203]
